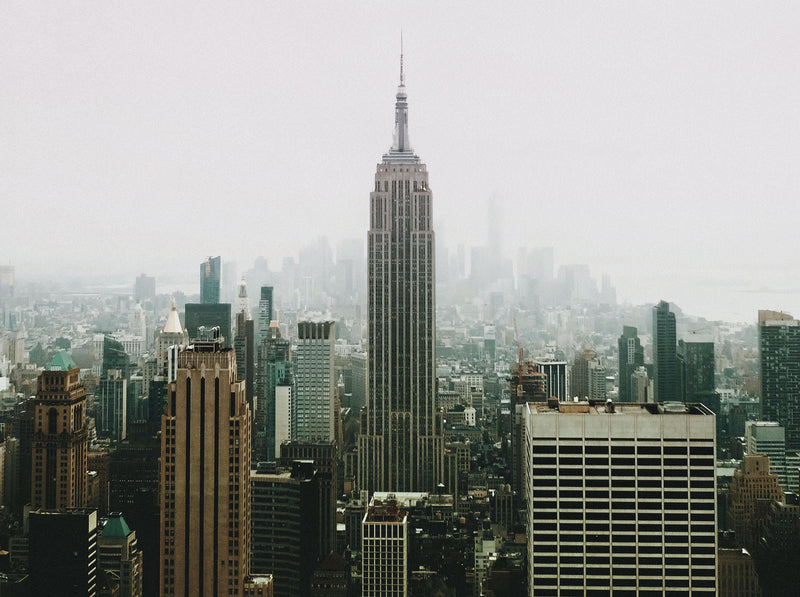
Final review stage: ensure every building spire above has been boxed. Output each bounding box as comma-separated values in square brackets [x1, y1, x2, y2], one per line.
[400, 31, 404, 86]
[386, 35, 418, 161]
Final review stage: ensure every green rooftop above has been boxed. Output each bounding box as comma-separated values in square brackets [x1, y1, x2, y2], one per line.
[46, 350, 78, 372]
[100, 514, 132, 538]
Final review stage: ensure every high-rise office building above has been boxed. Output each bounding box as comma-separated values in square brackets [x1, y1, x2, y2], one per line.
[361, 496, 408, 597]
[251, 462, 322, 597]
[96, 370, 128, 442]
[292, 321, 336, 443]
[279, 442, 338, 565]
[234, 281, 256, 414]
[617, 326, 644, 402]
[728, 454, 784, 553]
[631, 366, 654, 402]
[568, 349, 597, 399]
[587, 360, 607, 401]
[29, 509, 98, 597]
[745, 421, 792, 491]
[533, 360, 567, 401]
[0, 265, 14, 298]
[200, 256, 221, 304]
[256, 286, 274, 346]
[758, 309, 800, 450]
[653, 300, 680, 402]
[255, 321, 292, 462]
[359, 56, 442, 492]
[134, 273, 156, 308]
[184, 303, 232, 348]
[525, 400, 717, 595]
[31, 351, 88, 509]
[678, 339, 718, 411]
[159, 330, 271, 596]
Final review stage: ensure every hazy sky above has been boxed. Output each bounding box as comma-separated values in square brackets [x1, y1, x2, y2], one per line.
[2, 2, 799, 321]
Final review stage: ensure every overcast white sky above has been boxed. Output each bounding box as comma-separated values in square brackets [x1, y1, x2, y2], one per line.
[2, 2, 799, 321]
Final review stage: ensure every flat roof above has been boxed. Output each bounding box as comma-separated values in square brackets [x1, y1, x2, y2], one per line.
[526, 401, 714, 416]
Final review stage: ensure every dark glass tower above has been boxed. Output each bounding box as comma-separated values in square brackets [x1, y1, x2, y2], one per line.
[255, 323, 292, 462]
[358, 55, 443, 493]
[652, 300, 679, 402]
[200, 256, 221, 304]
[618, 326, 644, 402]
[678, 339, 716, 401]
[759, 310, 800, 450]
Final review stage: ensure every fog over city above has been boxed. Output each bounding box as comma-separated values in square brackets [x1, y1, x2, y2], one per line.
[3, 2, 799, 321]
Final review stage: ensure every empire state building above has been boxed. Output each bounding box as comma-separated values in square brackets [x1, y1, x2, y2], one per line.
[358, 57, 443, 493]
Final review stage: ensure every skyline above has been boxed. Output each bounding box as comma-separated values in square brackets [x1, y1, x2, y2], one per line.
[3, 2, 800, 322]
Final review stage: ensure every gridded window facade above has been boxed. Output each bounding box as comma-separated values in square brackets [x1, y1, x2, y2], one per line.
[362, 506, 408, 597]
[525, 402, 717, 596]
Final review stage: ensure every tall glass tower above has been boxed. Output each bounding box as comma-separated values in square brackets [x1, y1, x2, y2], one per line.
[359, 54, 443, 493]
[653, 300, 679, 403]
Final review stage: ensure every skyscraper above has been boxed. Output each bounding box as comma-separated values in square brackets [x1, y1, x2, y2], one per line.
[568, 348, 597, 400]
[359, 54, 443, 493]
[251, 464, 304, 597]
[255, 321, 292, 462]
[159, 330, 271, 596]
[184, 302, 232, 348]
[653, 300, 680, 402]
[758, 309, 800, 451]
[292, 321, 336, 444]
[524, 400, 717, 595]
[200, 256, 221, 304]
[134, 273, 156, 308]
[234, 279, 255, 413]
[31, 351, 88, 509]
[256, 286, 274, 345]
[533, 359, 567, 401]
[617, 325, 644, 403]
[29, 509, 98, 597]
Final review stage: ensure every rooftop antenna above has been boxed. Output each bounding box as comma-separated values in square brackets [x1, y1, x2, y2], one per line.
[400, 31, 404, 85]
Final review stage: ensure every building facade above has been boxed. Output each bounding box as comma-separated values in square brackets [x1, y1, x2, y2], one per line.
[160, 332, 270, 596]
[653, 300, 680, 402]
[255, 321, 292, 462]
[533, 360, 568, 401]
[29, 509, 98, 597]
[618, 326, 644, 403]
[251, 468, 303, 597]
[292, 321, 336, 443]
[358, 58, 443, 494]
[525, 400, 717, 595]
[184, 303, 232, 348]
[256, 286, 274, 346]
[200, 256, 221, 304]
[362, 496, 408, 597]
[728, 454, 784, 553]
[98, 513, 144, 597]
[31, 352, 88, 510]
[758, 310, 800, 450]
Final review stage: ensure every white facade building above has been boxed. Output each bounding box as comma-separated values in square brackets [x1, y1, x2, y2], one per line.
[525, 400, 717, 595]
[292, 321, 335, 443]
[362, 494, 409, 597]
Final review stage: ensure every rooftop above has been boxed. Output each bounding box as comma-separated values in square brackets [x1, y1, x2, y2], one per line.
[46, 350, 78, 372]
[526, 400, 714, 416]
[100, 514, 132, 538]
